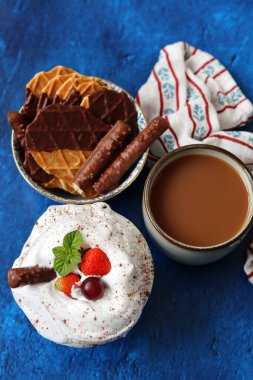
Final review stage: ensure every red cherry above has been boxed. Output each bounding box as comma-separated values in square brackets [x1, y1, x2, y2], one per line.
[81, 277, 104, 300]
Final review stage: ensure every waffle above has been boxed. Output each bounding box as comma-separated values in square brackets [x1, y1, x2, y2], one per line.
[23, 151, 53, 183]
[81, 89, 138, 132]
[25, 104, 111, 196]
[36, 73, 85, 112]
[41, 73, 78, 99]
[26, 66, 76, 97]
[56, 76, 107, 101]
[45, 177, 96, 197]
[25, 104, 111, 151]
[44, 177, 78, 194]
[31, 149, 92, 194]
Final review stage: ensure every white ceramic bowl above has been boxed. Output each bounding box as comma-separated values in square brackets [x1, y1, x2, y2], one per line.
[11, 78, 148, 204]
[143, 144, 253, 265]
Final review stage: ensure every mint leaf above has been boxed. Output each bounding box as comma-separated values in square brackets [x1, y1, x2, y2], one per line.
[54, 256, 72, 276]
[63, 230, 83, 250]
[52, 230, 83, 276]
[52, 246, 64, 256]
[69, 250, 82, 265]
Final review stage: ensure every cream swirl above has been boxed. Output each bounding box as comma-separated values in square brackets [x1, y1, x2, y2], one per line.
[11, 203, 154, 347]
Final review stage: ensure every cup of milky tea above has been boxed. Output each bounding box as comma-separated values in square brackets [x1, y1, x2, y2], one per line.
[143, 144, 253, 265]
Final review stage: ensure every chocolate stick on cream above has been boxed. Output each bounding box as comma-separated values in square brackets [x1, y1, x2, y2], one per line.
[73, 120, 132, 191]
[94, 117, 168, 195]
[8, 266, 56, 288]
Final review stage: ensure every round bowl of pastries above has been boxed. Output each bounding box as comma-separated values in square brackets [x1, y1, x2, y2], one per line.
[9, 66, 150, 204]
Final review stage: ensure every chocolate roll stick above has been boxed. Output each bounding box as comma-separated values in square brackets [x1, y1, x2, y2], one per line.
[94, 117, 168, 195]
[73, 120, 132, 191]
[8, 266, 56, 288]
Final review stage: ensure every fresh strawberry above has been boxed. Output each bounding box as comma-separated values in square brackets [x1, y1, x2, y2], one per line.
[80, 248, 111, 276]
[55, 273, 81, 298]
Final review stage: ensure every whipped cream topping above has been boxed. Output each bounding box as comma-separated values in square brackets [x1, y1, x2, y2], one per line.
[11, 203, 154, 347]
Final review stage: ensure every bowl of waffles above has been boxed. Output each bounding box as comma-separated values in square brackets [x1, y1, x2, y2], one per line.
[9, 66, 149, 204]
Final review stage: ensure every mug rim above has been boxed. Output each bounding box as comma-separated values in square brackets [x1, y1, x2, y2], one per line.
[143, 144, 253, 252]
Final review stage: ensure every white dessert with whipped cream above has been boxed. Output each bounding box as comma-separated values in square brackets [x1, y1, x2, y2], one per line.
[10, 203, 154, 347]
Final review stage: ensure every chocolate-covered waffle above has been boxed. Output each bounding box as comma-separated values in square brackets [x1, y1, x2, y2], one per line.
[8, 67, 108, 191]
[23, 66, 76, 121]
[31, 150, 91, 194]
[81, 88, 138, 134]
[26, 66, 76, 97]
[26, 104, 110, 194]
[9, 67, 79, 184]
[37, 74, 107, 112]
[55, 75, 107, 102]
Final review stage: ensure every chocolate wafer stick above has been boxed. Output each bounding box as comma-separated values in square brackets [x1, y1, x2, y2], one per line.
[73, 120, 132, 191]
[94, 117, 168, 195]
[8, 266, 56, 288]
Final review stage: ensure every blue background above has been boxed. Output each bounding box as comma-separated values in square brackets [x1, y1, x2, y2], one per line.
[1, 0, 253, 379]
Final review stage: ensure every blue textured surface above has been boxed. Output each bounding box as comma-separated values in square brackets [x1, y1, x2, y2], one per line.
[1, 1, 253, 379]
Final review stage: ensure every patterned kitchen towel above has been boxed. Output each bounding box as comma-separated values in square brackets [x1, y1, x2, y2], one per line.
[136, 41, 253, 278]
